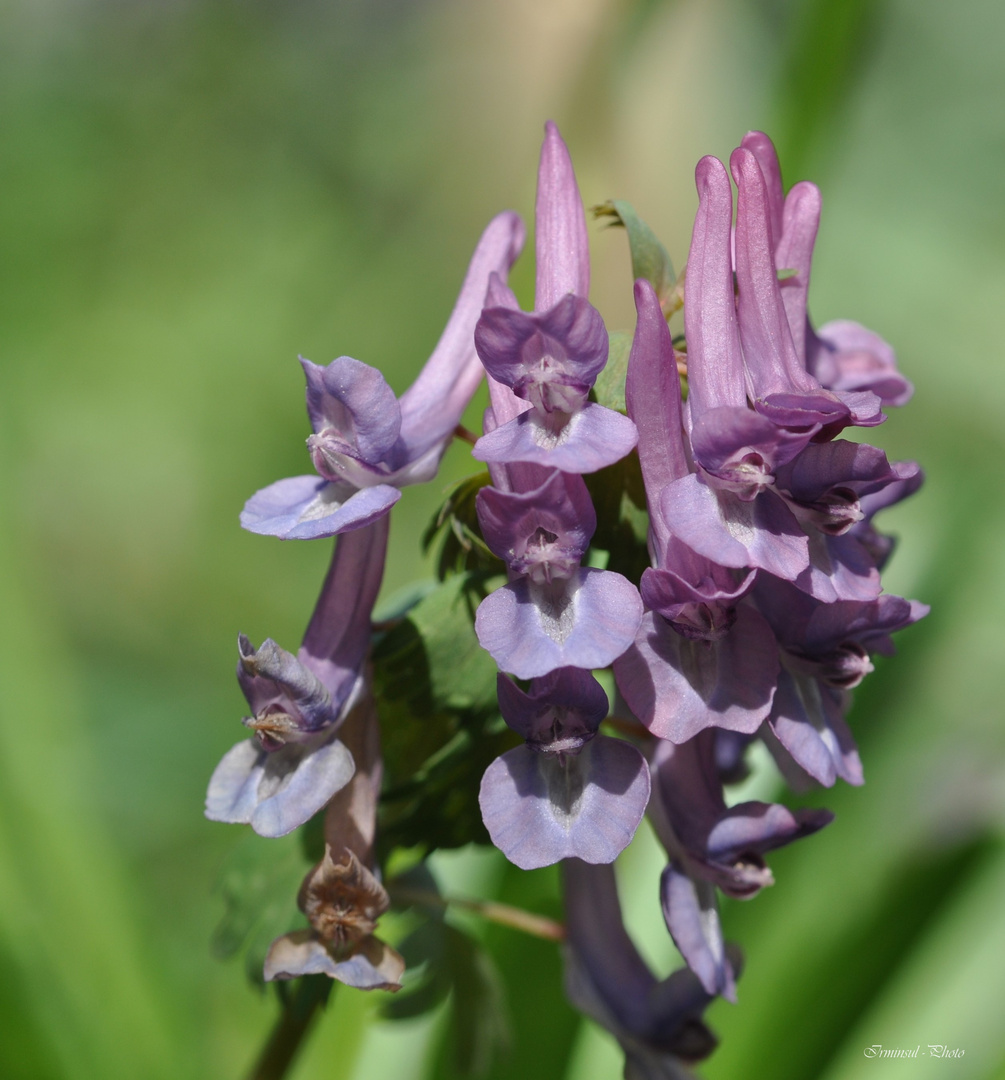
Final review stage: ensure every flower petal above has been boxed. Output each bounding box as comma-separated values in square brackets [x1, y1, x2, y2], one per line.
[302, 356, 402, 463]
[614, 607, 778, 743]
[479, 738, 650, 869]
[535, 121, 590, 310]
[205, 727, 356, 838]
[263, 930, 404, 990]
[684, 156, 748, 416]
[811, 319, 913, 407]
[241, 477, 400, 540]
[768, 668, 863, 787]
[496, 667, 609, 747]
[660, 474, 809, 581]
[472, 402, 638, 474]
[475, 568, 643, 678]
[660, 863, 736, 1002]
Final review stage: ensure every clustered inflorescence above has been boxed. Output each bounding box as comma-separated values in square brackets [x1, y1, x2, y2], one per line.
[206, 124, 925, 1075]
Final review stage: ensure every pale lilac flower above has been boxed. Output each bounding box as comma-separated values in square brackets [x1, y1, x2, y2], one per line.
[205, 517, 387, 837]
[474, 468, 643, 678]
[479, 669, 650, 868]
[241, 211, 525, 539]
[472, 122, 638, 474]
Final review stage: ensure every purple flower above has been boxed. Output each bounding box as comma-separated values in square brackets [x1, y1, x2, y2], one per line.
[474, 469, 643, 678]
[648, 733, 832, 996]
[479, 669, 650, 868]
[739, 131, 913, 409]
[472, 122, 638, 474]
[264, 691, 405, 990]
[205, 517, 387, 837]
[563, 860, 726, 1078]
[730, 144, 884, 435]
[613, 279, 779, 743]
[241, 210, 525, 540]
[753, 574, 928, 786]
[658, 156, 811, 586]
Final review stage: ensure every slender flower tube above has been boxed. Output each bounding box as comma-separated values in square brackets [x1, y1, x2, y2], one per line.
[648, 733, 831, 996]
[563, 860, 727, 1079]
[240, 210, 525, 539]
[659, 156, 811, 586]
[205, 515, 388, 837]
[729, 145, 884, 434]
[472, 122, 638, 474]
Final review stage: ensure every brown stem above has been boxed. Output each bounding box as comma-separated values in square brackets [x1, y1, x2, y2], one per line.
[390, 886, 565, 942]
[453, 423, 478, 446]
[247, 977, 333, 1080]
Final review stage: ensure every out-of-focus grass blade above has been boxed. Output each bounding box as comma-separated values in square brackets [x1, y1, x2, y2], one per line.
[771, 0, 883, 178]
[0, 499, 179, 1079]
[818, 841, 1005, 1079]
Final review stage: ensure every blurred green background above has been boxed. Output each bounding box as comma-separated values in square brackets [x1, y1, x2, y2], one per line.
[1, 0, 1003, 1077]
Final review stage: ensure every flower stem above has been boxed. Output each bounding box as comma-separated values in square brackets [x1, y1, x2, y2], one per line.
[390, 886, 565, 942]
[248, 977, 334, 1080]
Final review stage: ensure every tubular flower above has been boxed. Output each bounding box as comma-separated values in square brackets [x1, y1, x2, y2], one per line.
[648, 732, 832, 996]
[205, 516, 387, 837]
[471, 121, 638, 474]
[240, 210, 525, 540]
[563, 860, 729, 1079]
[614, 279, 779, 744]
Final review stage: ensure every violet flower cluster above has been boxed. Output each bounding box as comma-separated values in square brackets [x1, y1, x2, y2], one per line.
[205, 122, 925, 1077]
[473, 124, 648, 872]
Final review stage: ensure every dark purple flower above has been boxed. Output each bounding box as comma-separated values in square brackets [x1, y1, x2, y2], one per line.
[241, 210, 525, 539]
[563, 860, 727, 1078]
[205, 517, 387, 837]
[753, 573, 928, 786]
[648, 732, 831, 995]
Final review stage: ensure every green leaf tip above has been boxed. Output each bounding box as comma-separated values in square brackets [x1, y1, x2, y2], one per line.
[593, 199, 676, 308]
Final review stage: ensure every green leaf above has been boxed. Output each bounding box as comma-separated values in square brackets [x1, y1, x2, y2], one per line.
[592, 329, 632, 414]
[583, 451, 652, 584]
[446, 924, 509, 1077]
[777, 267, 798, 280]
[373, 573, 519, 856]
[212, 830, 311, 987]
[422, 472, 504, 581]
[594, 199, 676, 305]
